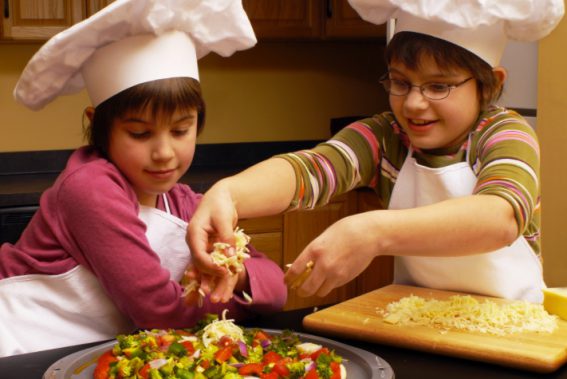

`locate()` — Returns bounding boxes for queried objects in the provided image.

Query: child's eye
[424,83,450,93]
[172,129,189,137]
[128,131,150,139]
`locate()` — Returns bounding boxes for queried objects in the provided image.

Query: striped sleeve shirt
[276,106,541,256]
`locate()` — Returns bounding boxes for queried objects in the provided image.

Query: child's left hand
[182,266,247,305]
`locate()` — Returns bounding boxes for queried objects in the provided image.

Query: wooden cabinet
[240,189,393,311]
[85,0,112,16]
[243,0,385,40]
[2,0,84,40]
[283,193,358,310]
[0,0,114,40]
[354,189,393,294]
[2,0,383,41]
[324,0,385,38]
[242,0,322,39]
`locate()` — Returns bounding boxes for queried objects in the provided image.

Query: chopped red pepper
[304,368,320,379]
[215,346,233,363]
[93,350,117,379]
[272,361,290,377]
[239,362,264,376]
[139,363,151,379]
[260,372,279,379]
[262,350,283,364]
[181,341,195,355]
[330,361,341,379]
[310,347,330,361]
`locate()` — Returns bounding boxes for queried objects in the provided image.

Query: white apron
[0,194,191,357]
[389,147,545,303]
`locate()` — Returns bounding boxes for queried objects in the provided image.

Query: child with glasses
[187,1,563,304]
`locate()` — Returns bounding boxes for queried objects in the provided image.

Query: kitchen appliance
[499,40,539,128]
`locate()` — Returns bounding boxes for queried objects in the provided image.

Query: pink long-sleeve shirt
[0,147,287,328]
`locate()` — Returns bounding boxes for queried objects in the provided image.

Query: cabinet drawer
[247,231,283,267]
[239,215,282,233]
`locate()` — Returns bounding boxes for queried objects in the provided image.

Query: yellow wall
[538,16,567,287]
[0,41,387,152]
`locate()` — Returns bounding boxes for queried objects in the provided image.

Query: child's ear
[84,106,95,123]
[492,67,507,85]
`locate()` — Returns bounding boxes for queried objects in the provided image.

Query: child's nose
[152,137,175,161]
[403,86,429,110]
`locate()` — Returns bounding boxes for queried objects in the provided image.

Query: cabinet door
[239,215,283,267]
[324,0,385,38]
[283,193,358,310]
[355,188,393,293]
[2,0,84,40]
[86,0,112,16]
[243,0,322,39]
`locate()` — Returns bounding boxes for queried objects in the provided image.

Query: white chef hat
[14,0,256,110]
[348,0,564,66]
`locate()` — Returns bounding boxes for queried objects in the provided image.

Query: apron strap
[163,193,171,214]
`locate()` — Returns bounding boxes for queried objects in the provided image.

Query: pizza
[93,312,346,379]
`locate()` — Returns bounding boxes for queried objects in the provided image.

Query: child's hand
[184,218,252,305]
[187,182,238,277]
[284,213,379,298]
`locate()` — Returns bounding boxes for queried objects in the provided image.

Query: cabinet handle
[4,0,9,18]
[326,0,333,18]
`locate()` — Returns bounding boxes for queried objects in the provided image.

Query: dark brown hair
[85,77,205,157]
[385,32,503,110]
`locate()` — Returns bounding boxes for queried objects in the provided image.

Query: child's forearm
[371,194,519,258]
[221,157,297,219]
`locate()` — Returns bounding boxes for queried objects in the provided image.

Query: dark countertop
[0,141,324,208]
[1,307,565,379]
[0,167,243,208]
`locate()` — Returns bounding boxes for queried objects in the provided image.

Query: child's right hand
[187,182,239,278]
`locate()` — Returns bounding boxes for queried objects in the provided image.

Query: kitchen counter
[1,307,565,379]
[0,141,323,207]
[0,141,323,243]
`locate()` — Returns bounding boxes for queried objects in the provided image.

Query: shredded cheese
[381,294,558,336]
[201,310,245,347]
[210,227,251,274]
[182,228,252,306]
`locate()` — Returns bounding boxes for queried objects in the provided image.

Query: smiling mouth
[409,119,435,127]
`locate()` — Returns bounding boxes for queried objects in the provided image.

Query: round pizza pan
[43,329,394,379]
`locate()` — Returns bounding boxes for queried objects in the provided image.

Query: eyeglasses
[379,76,474,100]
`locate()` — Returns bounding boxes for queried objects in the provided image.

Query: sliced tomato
[200,359,211,369]
[214,346,233,363]
[310,347,330,361]
[93,350,117,379]
[262,351,282,364]
[272,361,290,377]
[260,372,279,379]
[252,330,271,347]
[330,361,341,379]
[139,363,151,379]
[181,341,195,355]
[255,330,271,341]
[304,368,320,379]
[218,335,233,347]
[238,363,264,376]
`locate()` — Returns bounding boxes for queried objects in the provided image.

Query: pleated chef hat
[348,0,564,66]
[14,0,256,111]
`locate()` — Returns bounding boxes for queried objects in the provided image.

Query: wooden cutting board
[303,284,567,373]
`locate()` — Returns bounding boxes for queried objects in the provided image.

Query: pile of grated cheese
[209,227,251,274]
[380,295,558,336]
